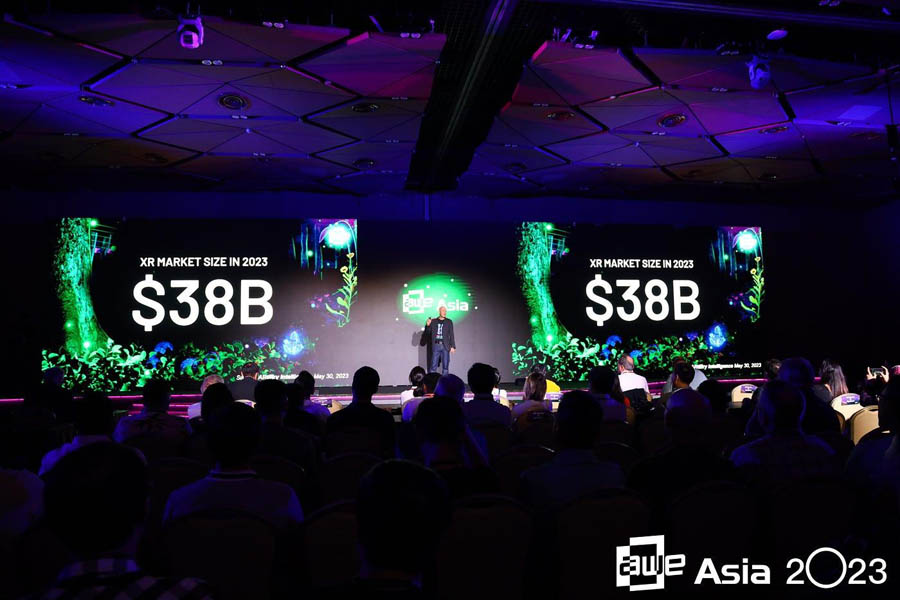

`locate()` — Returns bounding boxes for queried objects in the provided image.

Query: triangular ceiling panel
[92,63,225,113]
[231,70,352,116]
[582,89,707,135]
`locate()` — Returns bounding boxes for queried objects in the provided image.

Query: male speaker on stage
[423,306,456,375]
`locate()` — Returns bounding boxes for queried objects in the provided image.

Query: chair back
[121,432,184,463]
[730,384,757,408]
[637,415,669,456]
[493,445,555,497]
[147,457,208,525]
[302,501,359,590]
[622,388,651,414]
[594,421,634,446]
[437,495,532,600]
[471,423,511,458]
[848,405,880,445]
[159,510,278,600]
[831,394,863,422]
[555,490,650,599]
[319,452,381,505]
[325,426,388,458]
[592,442,641,475]
[250,454,306,497]
[512,410,554,447]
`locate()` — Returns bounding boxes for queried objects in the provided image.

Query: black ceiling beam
[407,0,552,191]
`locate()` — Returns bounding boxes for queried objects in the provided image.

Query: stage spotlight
[747,55,771,89]
[177,14,204,49]
[734,229,759,253]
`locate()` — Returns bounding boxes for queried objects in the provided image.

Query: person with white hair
[186,374,225,419]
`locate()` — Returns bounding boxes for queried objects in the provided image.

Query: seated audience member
[628,389,733,509]
[744,358,781,421]
[0,467,43,537]
[492,367,509,403]
[415,395,495,498]
[463,363,512,427]
[589,366,627,422]
[747,357,840,437]
[38,443,214,599]
[229,361,260,401]
[819,359,849,400]
[164,402,303,529]
[511,372,551,421]
[186,374,225,420]
[184,383,234,463]
[114,379,191,444]
[861,367,889,407]
[284,375,327,437]
[698,379,745,453]
[326,366,395,455]
[846,379,900,495]
[730,380,839,486]
[326,460,449,599]
[520,391,624,511]
[39,367,75,423]
[661,356,708,395]
[254,379,317,474]
[531,364,560,393]
[435,374,466,404]
[402,372,440,423]
[616,354,652,413]
[40,392,114,475]
[400,367,427,404]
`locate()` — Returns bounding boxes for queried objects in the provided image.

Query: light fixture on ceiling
[218,93,250,110]
[177,12,204,49]
[143,153,169,164]
[352,102,380,113]
[766,29,788,41]
[758,172,778,181]
[0,82,31,90]
[353,158,376,169]
[760,125,789,134]
[657,113,687,128]
[747,55,771,90]
[546,110,576,121]
[78,95,114,107]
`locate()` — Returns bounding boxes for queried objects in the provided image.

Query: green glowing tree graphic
[53,217,110,356]
[517,222,567,348]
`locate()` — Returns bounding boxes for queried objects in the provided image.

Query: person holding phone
[423,305,456,375]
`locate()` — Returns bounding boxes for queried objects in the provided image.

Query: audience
[326,366,395,456]
[229,361,260,401]
[588,366,627,422]
[730,380,839,486]
[254,379,318,475]
[462,363,512,427]
[114,379,192,445]
[164,402,304,529]
[38,442,214,599]
[661,356,708,395]
[491,366,509,403]
[284,372,328,437]
[819,358,849,399]
[402,372,440,423]
[520,390,624,511]
[616,354,652,414]
[38,367,75,423]
[846,378,900,495]
[186,374,225,419]
[0,466,43,537]
[293,370,331,422]
[400,366,427,404]
[39,392,115,475]
[511,372,551,420]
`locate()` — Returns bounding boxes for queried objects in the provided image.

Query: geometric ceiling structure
[471,40,899,197]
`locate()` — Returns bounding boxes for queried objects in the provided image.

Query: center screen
[42,219,765,391]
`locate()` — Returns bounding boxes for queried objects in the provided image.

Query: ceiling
[1,2,898,202]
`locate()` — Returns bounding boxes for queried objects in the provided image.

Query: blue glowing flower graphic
[180,358,199,372]
[147,355,160,367]
[707,324,728,351]
[605,335,622,347]
[685,332,699,341]
[282,330,306,357]
[629,349,643,359]
[154,341,174,355]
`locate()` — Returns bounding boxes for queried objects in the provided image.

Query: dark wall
[2,191,892,396]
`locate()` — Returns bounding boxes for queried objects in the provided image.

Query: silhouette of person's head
[757,380,805,434]
[878,379,900,432]
[200,382,234,422]
[207,402,260,469]
[467,363,496,395]
[294,371,316,401]
[778,357,815,389]
[254,379,288,419]
[588,366,617,395]
[523,372,547,402]
[44,442,147,557]
[423,372,441,395]
[665,388,712,444]
[673,361,695,389]
[697,379,729,414]
[435,374,466,404]
[74,392,113,436]
[352,366,380,403]
[200,374,224,394]
[142,379,171,412]
[357,460,449,580]
[556,390,603,450]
